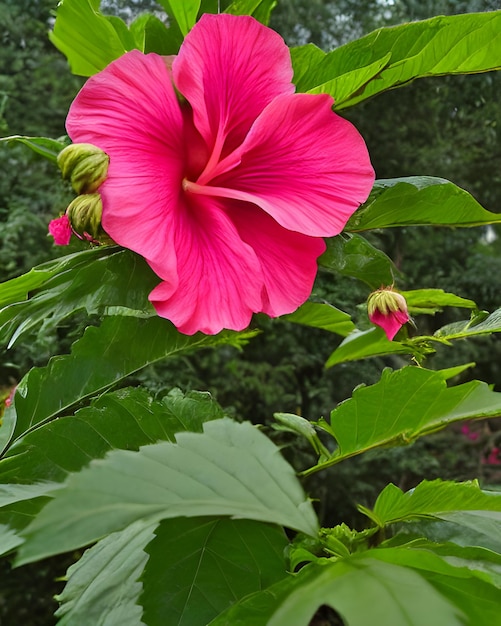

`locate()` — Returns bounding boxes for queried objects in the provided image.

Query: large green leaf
[371,480,501,527]
[367,547,501,626]
[347,177,501,231]
[0,135,68,163]
[283,302,355,337]
[155,0,201,36]
[390,517,501,555]
[49,0,132,75]
[212,551,480,626]
[303,367,501,476]
[429,543,501,586]
[319,234,398,288]
[326,327,411,367]
[0,389,224,557]
[0,388,224,480]
[225,0,275,23]
[0,247,158,347]
[129,13,181,55]
[141,517,288,626]
[382,538,501,585]
[55,519,156,626]
[0,249,114,311]
[291,44,391,107]
[3,316,255,451]
[17,419,318,564]
[435,308,501,340]
[292,11,501,108]
[402,289,477,315]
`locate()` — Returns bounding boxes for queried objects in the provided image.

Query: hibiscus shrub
[2,2,501,625]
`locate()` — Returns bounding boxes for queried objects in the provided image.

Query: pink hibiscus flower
[66,14,374,334]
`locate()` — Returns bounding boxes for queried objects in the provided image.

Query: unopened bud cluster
[49,143,111,245]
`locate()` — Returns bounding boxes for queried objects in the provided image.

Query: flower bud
[66,193,103,241]
[57,143,109,194]
[367,287,409,341]
[48,214,72,245]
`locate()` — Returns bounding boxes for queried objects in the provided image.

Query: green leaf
[211,553,467,626]
[383,540,501,587]
[291,44,391,106]
[347,177,501,231]
[17,419,318,564]
[106,14,137,49]
[129,13,182,55]
[0,482,60,508]
[49,0,132,76]
[368,547,501,626]
[0,388,224,482]
[305,367,501,475]
[155,0,201,36]
[292,11,501,109]
[141,517,288,626]
[0,388,224,557]
[283,301,355,337]
[326,327,410,367]
[390,511,501,554]
[402,289,477,315]
[0,248,159,347]
[436,363,476,381]
[372,480,501,527]
[435,308,501,340]
[434,544,501,586]
[273,413,317,442]
[392,516,501,555]
[319,234,398,288]
[0,498,49,557]
[225,0,276,24]
[0,135,68,163]
[55,519,156,626]
[0,523,23,556]
[6,316,255,448]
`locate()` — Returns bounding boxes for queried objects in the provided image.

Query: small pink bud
[48,214,72,245]
[367,287,410,341]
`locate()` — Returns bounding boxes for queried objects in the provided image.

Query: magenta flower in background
[66,14,374,334]
[48,214,72,246]
[460,423,479,441]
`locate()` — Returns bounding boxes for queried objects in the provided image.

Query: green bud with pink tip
[66,193,104,241]
[367,287,410,341]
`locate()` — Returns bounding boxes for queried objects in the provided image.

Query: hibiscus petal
[149,196,264,335]
[66,50,186,288]
[370,309,409,341]
[173,13,294,174]
[207,93,375,237]
[227,203,325,317]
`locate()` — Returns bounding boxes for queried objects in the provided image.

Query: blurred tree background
[1,0,501,623]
